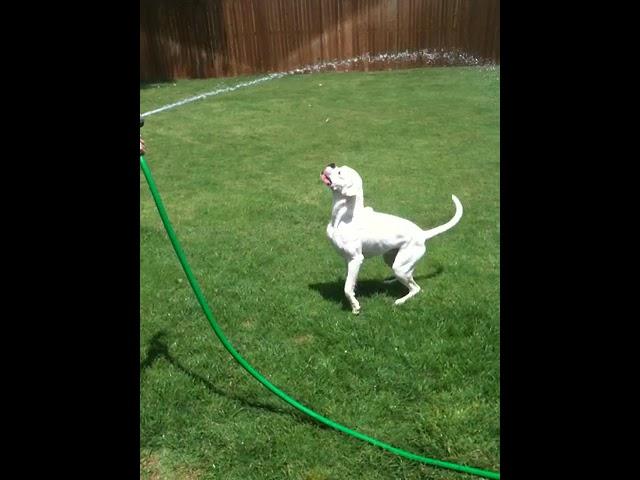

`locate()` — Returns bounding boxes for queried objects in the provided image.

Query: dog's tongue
[320,173,331,186]
[320,166,334,186]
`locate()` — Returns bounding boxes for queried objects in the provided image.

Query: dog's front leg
[344,254,364,314]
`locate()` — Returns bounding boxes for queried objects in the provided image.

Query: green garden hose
[140,154,500,479]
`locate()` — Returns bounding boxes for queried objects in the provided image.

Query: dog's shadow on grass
[140,331,331,431]
[309,264,444,309]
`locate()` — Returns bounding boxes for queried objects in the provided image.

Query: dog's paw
[352,306,361,315]
[394,298,406,306]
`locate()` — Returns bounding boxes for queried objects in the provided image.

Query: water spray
[141,48,496,117]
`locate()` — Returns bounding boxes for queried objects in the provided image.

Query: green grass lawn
[140,66,500,480]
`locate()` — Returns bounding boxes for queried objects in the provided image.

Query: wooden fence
[140,0,499,81]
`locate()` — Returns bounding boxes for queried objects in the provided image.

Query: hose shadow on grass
[140,331,331,431]
[308,264,444,310]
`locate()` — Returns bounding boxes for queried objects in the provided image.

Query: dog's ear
[342,177,362,197]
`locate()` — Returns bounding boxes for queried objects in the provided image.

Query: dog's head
[320,164,363,197]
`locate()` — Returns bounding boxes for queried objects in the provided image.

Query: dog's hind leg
[392,243,426,305]
[383,249,399,284]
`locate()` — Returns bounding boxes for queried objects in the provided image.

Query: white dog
[320,163,463,314]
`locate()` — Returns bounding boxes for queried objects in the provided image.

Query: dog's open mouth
[320,163,336,187]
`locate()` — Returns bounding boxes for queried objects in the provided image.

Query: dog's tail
[422,195,463,242]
